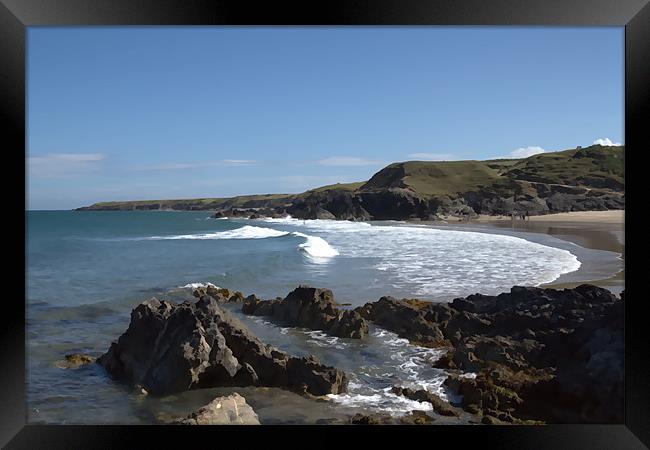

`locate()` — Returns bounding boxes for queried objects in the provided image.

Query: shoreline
[63,208,626,295]
[29,209,625,425]
[412,210,624,294]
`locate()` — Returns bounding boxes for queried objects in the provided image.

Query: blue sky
[27,27,623,210]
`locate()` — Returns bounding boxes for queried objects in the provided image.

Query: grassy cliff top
[360,160,503,196]
[83,193,295,210]
[78,145,623,210]
[306,181,366,193]
[359,144,623,197]
[504,145,624,186]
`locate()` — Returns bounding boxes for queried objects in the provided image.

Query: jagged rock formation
[242,286,369,339]
[358,284,623,424]
[97,295,348,396]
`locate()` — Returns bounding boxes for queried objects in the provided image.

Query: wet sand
[416,210,624,294]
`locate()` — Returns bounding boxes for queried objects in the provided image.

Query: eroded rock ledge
[242,286,369,339]
[97,295,347,396]
[359,284,624,424]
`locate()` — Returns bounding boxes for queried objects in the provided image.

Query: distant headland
[77,144,624,221]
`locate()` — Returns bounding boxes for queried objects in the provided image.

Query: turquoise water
[27,210,589,424]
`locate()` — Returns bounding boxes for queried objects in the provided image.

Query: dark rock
[210,207,287,220]
[54,353,96,369]
[481,415,502,425]
[350,413,394,425]
[399,410,435,424]
[192,285,244,303]
[432,350,456,369]
[355,296,448,346]
[360,284,622,424]
[97,296,348,396]
[286,355,348,396]
[356,188,428,220]
[287,190,371,221]
[391,386,460,417]
[242,286,369,339]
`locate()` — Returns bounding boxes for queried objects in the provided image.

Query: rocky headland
[96,283,623,425]
[77,144,624,221]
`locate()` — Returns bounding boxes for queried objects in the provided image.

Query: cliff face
[77,145,624,220]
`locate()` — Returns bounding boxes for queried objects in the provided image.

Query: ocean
[27,210,591,424]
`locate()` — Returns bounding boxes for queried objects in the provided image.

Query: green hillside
[504,145,624,188]
[83,193,295,211]
[77,144,624,211]
[307,182,366,193]
[360,160,503,197]
[358,144,624,198]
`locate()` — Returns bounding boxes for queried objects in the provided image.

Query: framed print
[3,0,649,448]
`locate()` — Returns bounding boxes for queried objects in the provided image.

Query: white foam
[261,216,371,232]
[459,372,477,379]
[144,223,340,260]
[258,215,295,223]
[147,225,289,240]
[258,218,581,297]
[178,282,219,289]
[327,390,433,415]
[292,232,339,259]
[304,329,347,348]
[323,327,457,414]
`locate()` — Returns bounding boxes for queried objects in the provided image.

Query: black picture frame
[3,0,649,448]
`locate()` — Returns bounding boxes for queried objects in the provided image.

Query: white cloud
[221,159,257,165]
[134,159,257,171]
[592,138,622,146]
[507,146,546,159]
[316,156,384,167]
[407,152,457,161]
[27,153,106,177]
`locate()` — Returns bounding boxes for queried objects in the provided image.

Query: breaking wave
[259,215,581,297]
[293,232,340,258]
[146,225,339,260]
[147,225,288,240]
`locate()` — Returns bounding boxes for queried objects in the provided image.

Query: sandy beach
[420,210,625,294]
[437,210,624,225]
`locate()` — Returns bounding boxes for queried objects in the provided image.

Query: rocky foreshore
[358,284,624,424]
[96,283,623,424]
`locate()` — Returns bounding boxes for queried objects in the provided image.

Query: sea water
[26,210,585,424]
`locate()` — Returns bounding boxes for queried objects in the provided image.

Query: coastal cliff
[77,144,624,221]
